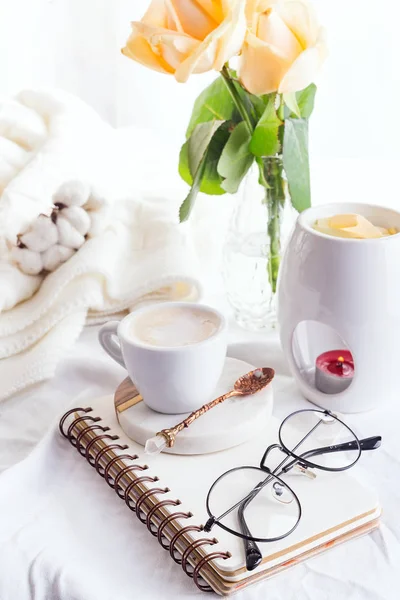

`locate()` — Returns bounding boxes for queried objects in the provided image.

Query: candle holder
[278,202,400,413]
[315,350,354,395]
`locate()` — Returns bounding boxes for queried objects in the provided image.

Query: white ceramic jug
[278,203,400,413]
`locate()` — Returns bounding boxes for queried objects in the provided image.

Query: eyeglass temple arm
[281,436,382,474]
[238,491,263,571]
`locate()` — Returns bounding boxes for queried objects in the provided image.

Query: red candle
[315,350,354,394]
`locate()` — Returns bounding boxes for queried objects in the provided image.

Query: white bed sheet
[0,323,399,600]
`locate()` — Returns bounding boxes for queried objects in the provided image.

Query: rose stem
[220,66,284,292]
[263,157,285,294]
[220,65,268,187]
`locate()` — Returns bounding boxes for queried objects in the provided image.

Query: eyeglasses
[203,409,381,571]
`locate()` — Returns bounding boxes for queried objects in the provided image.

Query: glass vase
[222,157,296,331]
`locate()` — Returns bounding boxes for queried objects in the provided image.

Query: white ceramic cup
[98,302,227,414]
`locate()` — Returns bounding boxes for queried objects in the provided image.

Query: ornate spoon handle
[144,367,274,455]
[159,390,237,448]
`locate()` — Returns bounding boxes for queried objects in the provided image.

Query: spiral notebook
[59,396,380,595]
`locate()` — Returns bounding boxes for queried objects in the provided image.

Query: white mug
[98,302,227,414]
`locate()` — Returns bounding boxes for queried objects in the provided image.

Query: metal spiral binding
[181,538,218,576]
[114,465,149,498]
[135,487,170,523]
[76,425,110,454]
[146,499,181,536]
[93,444,129,473]
[157,512,192,550]
[169,525,204,564]
[67,416,100,438]
[193,552,232,591]
[85,434,119,460]
[60,407,231,592]
[59,407,93,438]
[104,454,138,485]
[124,476,159,511]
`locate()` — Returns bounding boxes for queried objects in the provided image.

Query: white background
[1,0,400,205]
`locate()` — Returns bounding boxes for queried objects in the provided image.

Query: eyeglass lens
[206,466,301,542]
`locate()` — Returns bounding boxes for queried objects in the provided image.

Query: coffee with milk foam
[131,306,220,348]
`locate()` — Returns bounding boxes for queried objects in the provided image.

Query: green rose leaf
[179,155,207,223]
[178,141,192,186]
[220,67,263,123]
[296,83,317,119]
[186,78,236,138]
[249,96,282,157]
[179,122,230,195]
[186,72,263,138]
[284,84,317,119]
[250,94,268,119]
[218,121,254,194]
[283,92,301,118]
[187,120,224,176]
[179,120,226,222]
[282,118,311,213]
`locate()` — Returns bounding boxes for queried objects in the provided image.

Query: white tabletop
[0,318,399,599]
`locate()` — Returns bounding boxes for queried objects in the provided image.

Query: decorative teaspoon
[145,367,275,456]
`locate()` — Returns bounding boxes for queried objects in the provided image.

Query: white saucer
[116,357,274,455]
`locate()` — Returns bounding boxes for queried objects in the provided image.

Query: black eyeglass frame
[205,465,302,544]
[275,408,362,472]
[204,409,381,547]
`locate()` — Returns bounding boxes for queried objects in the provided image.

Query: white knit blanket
[0,90,202,401]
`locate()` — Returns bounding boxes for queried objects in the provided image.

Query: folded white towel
[0,90,202,401]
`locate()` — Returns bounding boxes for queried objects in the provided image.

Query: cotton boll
[53,180,90,208]
[61,206,91,236]
[42,244,74,271]
[57,215,85,249]
[11,246,43,275]
[85,188,108,210]
[20,215,58,252]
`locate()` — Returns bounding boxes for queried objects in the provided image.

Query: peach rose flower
[239,0,327,95]
[122,0,247,83]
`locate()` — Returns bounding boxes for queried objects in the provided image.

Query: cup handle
[98,321,126,368]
